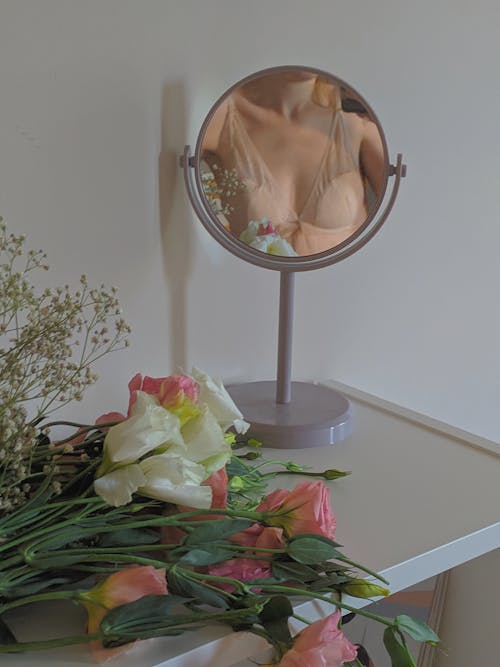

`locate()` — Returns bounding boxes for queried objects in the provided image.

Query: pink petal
[85,566,167,663]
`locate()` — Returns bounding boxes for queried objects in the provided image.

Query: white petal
[181,409,231,470]
[191,368,249,433]
[239,220,260,243]
[140,453,206,485]
[138,454,212,508]
[94,465,146,507]
[104,392,184,465]
[233,418,250,434]
[267,236,298,257]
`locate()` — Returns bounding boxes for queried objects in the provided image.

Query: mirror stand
[227,270,352,448]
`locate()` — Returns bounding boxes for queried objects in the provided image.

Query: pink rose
[207,525,283,591]
[208,557,271,591]
[81,566,167,663]
[231,524,284,550]
[269,611,358,667]
[258,480,336,540]
[127,373,199,415]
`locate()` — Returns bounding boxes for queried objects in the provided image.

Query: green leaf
[167,567,228,609]
[396,615,440,644]
[184,519,253,546]
[289,533,343,548]
[101,594,188,633]
[99,528,160,547]
[287,536,343,564]
[383,627,417,667]
[226,457,252,477]
[179,545,236,566]
[258,596,293,645]
[259,595,293,623]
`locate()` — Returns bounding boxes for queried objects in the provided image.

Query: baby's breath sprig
[0,218,130,514]
[201,164,247,217]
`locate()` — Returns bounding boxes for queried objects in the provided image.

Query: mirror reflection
[199,67,387,257]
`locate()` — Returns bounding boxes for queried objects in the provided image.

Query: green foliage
[167,566,229,609]
[184,519,253,545]
[395,615,440,644]
[98,528,161,547]
[383,627,418,667]
[101,594,190,635]
[178,545,236,566]
[258,596,293,645]
[287,535,343,564]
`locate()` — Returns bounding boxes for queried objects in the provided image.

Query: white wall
[1,0,499,441]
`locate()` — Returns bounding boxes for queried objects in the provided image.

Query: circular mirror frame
[181,65,406,272]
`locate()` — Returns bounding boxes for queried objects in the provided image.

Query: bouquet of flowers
[0,221,438,666]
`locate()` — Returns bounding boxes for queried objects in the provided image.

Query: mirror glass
[196,66,389,258]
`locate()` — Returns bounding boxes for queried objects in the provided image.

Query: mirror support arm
[180,147,213,229]
[276,271,295,404]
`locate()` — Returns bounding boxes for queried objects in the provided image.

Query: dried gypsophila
[202,164,247,217]
[0,218,131,513]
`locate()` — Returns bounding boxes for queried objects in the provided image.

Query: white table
[4,382,499,666]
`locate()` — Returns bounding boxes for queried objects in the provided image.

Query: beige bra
[217,97,367,254]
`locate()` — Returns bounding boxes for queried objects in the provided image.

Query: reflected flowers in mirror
[240,218,298,256]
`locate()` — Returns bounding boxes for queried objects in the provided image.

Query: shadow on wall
[159,82,192,371]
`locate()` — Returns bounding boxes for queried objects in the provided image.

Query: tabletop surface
[4,382,499,666]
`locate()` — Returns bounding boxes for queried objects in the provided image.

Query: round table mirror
[188,65,402,270]
[180,66,406,446]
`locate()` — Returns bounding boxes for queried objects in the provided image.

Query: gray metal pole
[276,271,295,404]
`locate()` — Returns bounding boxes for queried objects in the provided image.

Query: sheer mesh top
[213,95,367,255]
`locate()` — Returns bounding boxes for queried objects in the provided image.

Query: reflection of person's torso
[212,94,368,254]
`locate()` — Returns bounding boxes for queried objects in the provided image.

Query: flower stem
[0,605,267,654]
[0,633,103,654]
[292,613,312,625]
[336,556,389,585]
[0,589,81,614]
[258,584,394,627]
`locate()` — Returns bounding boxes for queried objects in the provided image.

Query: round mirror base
[227,381,352,449]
